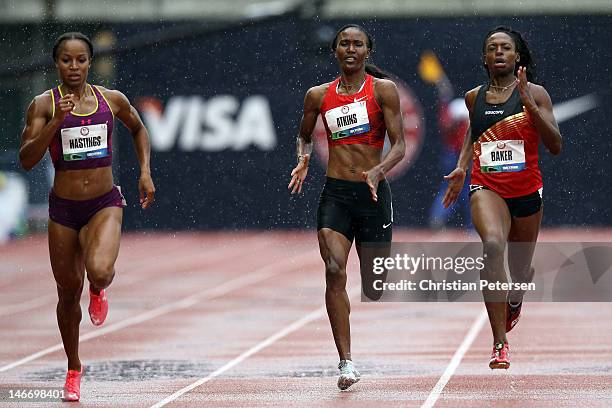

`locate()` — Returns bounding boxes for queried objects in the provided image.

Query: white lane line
[150,285,361,408]
[0,234,272,315]
[150,307,326,408]
[421,308,488,408]
[0,250,317,373]
[0,295,57,318]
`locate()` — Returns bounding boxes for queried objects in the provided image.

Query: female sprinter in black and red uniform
[443,26,562,369]
[19,32,155,400]
[288,24,405,390]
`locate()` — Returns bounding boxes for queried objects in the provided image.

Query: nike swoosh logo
[383,222,392,229]
[553,93,598,124]
[354,96,367,103]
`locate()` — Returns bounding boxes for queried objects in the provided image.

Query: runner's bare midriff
[53,166,114,200]
[326,144,382,182]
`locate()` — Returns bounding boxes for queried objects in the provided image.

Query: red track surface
[0,229,611,407]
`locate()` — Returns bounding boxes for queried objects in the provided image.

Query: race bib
[61,123,109,161]
[324,101,370,140]
[479,140,525,173]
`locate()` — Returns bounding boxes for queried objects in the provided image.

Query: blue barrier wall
[3,16,610,229]
[115,16,610,229]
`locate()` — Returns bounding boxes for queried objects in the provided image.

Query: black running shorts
[317,177,393,245]
[469,184,543,218]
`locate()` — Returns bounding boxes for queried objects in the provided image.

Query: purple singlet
[49,84,114,170]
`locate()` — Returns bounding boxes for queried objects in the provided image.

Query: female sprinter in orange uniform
[289,24,405,390]
[19,32,155,400]
[443,26,562,369]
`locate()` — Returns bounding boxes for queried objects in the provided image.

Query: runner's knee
[482,237,505,260]
[325,258,347,289]
[86,256,115,289]
[56,280,83,306]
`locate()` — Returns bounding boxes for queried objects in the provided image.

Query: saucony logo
[482,94,597,122]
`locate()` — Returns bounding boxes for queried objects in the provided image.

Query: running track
[0,230,611,407]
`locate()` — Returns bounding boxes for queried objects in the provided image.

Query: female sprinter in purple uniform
[19,32,155,401]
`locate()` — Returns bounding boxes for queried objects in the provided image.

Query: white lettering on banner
[140,95,277,152]
[179,96,205,151]
[202,95,239,151]
[233,96,276,150]
[142,97,185,151]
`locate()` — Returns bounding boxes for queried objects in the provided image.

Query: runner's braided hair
[483,26,536,83]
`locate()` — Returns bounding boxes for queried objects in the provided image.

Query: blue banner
[108,16,610,229]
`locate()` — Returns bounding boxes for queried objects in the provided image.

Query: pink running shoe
[489,341,510,369]
[88,287,108,326]
[63,366,84,401]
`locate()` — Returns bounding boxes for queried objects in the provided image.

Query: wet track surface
[1,230,611,407]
